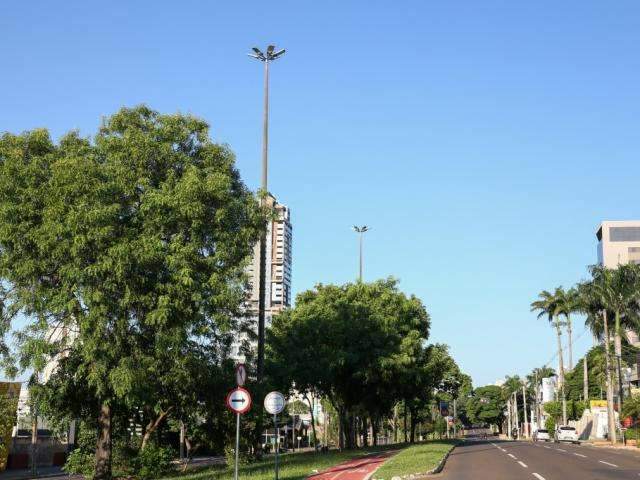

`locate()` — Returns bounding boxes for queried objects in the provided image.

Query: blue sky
[2,1,639,386]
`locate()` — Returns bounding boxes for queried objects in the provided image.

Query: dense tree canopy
[0,106,265,479]
[266,278,440,448]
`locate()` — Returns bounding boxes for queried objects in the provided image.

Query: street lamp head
[353,225,369,233]
[249,45,285,62]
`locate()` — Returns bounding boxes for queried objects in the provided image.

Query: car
[555,425,580,444]
[533,429,551,442]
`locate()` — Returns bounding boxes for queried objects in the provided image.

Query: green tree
[0,106,265,479]
[622,396,640,447]
[467,385,504,432]
[267,278,430,449]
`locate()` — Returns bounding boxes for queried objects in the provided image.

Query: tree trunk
[603,310,617,444]
[555,319,567,425]
[615,311,624,407]
[371,416,378,446]
[393,404,398,443]
[567,315,573,371]
[583,357,589,404]
[409,408,417,443]
[362,417,368,447]
[337,408,345,450]
[403,402,408,443]
[141,407,172,450]
[303,394,317,449]
[95,403,112,480]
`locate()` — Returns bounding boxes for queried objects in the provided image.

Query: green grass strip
[373,441,457,479]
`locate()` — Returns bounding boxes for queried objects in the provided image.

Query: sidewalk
[0,466,76,480]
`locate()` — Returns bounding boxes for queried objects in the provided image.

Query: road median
[371,441,458,479]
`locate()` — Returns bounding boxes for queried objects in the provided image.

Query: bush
[624,427,640,441]
[133,443,176,480]
[224,444,253,466]
[63,448,96,478]
[545,416,556,434]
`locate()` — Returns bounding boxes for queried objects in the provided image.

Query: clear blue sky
[2,1,639,386]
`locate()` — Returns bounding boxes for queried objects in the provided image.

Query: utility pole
[453,398,457,438]
[353,226,369,282]
[512,392,518,439]
[507,400,511,439]
[522,384,529,439]
[248,45,286,382]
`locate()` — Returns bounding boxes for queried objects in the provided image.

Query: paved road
[309,452,396,480]
[439,439,640,480]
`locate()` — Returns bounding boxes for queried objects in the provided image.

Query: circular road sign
[264,391,286,415]
[235,363,247,386]
[226,387,252,414]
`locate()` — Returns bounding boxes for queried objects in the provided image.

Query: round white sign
[264,391,286,415]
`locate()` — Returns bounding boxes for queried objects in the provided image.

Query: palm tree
[588,265,640,406]
[578,273,617,444]
[531,288,567,425]
[556,287,580,371]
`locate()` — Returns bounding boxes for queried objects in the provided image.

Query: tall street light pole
[248,45,285,382]
[353,226,369,282]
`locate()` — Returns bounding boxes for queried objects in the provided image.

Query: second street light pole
[248,45,285,382]
[353,226,369,282]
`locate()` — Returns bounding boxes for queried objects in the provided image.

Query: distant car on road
[555,425,579,444]
[533,429,550,442]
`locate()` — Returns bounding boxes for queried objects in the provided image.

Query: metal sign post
[264,391,286,480]
[273,414,279,480]
[226,386,252,480]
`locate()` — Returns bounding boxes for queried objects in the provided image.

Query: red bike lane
[308,452,397,480]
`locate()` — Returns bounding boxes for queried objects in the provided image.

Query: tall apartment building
[597,220,640,268]
[231,193,292,360]
[596,220,640,381]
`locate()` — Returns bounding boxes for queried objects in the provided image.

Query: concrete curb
[424,444,456,476]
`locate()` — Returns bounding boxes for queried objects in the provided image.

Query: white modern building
[597,220,640,268]
[596,220,640,352]
[231,193,292,360]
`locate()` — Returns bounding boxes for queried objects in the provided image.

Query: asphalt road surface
[439,439,640,479]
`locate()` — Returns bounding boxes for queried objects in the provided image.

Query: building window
[610,227,640,242]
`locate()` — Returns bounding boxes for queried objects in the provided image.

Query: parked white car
[555,425,579,444]
[533,429,550,442]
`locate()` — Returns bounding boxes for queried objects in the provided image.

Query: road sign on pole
[235,363,247,386]
[264,391,285,480]
[264,391,286,415]
[227,387,252,414]
[226,387,251,480]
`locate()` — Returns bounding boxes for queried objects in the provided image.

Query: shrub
[63,448,96,478]
[545,416,556,434]
[133,443,176,480]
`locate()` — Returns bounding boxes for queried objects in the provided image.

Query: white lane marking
[573,453,587,458]
[508,453,517,459]
[532,474,546,480]
[543,446,551,449]
[518,461,528,468]
[499,448,506,452]
[599,460,618,467]
[556,448,567,452]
